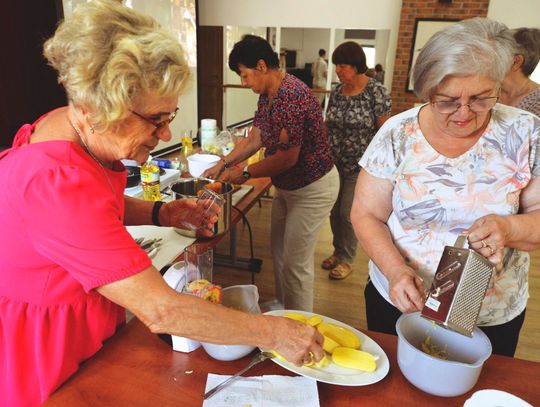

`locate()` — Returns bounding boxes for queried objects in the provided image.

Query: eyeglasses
[430,96,498,114]
[131,107,179,129]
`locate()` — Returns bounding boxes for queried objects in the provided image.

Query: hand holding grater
[421,234,494,337]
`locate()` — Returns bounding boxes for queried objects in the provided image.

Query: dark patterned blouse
[517,87,540,116]
[325,79,392,176]
[254,73,334,190]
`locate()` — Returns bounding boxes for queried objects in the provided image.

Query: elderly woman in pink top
[0,2,323,406]
[352,18,540,357]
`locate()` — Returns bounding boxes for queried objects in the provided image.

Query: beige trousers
[271,166,339,311]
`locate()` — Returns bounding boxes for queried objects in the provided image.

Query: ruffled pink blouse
[0,113,151,406]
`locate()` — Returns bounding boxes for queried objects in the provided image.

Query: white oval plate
[263,310,390,386]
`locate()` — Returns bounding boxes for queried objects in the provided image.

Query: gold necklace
[68,119,117,197]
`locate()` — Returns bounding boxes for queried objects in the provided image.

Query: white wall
[223,26,266,127]
[62,0,198,152]
[301,29,332,70]
[199,0,402,124]
[199,0,401,29]
[487,0,540,83]
[487,0,540,28]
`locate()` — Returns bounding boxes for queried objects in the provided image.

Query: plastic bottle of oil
[140,156,161,201]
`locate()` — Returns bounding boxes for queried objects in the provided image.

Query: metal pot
[169,178,233,238]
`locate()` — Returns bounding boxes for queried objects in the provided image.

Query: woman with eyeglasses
[351,17,540,357]
[0,2,323,406]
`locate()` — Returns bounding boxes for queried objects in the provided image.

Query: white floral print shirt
[359,104,540,326]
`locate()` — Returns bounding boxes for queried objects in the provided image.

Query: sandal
[329,263,353,280]
[321,254,340,270]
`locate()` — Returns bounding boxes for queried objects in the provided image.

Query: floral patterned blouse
[359,103,540,326]
[325,79,391,176]
[254,73,334,190]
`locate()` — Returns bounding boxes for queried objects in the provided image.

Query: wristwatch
[242,165,252,180]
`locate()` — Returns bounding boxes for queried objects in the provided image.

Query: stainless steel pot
[169,178,233,238]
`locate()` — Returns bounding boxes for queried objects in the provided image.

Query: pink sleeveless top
[0,112,151,406]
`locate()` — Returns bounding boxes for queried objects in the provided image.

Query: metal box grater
[421,234,494,337]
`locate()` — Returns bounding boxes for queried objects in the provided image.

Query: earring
[89,125,95,134]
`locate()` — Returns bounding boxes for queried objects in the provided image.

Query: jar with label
[140,156,161,201]
[200,118,217,152]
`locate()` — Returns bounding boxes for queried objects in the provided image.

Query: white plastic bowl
[201,285,261,361]
[187,153,220,178]
[396,312,492,397]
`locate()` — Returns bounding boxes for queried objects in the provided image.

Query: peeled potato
[306,315,323,326]
[322,335,340,354]
[283,313,308,323]
[317,322,361,350]
[332,347,377,372]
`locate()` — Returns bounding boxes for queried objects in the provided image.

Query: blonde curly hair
[43,0,190,130]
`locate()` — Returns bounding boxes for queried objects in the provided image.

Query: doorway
[196,25,224,132]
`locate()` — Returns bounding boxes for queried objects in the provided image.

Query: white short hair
[413,17,516,101]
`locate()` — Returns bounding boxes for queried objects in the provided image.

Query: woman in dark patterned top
[500,27,540,116]
[204,35,338,311]
[322,41,392,280]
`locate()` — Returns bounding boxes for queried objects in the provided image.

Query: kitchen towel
[203,374,319,407]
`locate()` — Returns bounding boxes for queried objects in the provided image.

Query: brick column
[391,0,490,114]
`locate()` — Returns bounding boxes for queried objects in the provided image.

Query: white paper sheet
[203,374,319,407]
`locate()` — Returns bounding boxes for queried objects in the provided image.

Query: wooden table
[45,317,539,406]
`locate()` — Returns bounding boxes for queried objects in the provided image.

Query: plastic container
[186,153,220,178]
[200,119,217,151]
[181,130,193,157]
[201,285,261,361]
[396,312,492,397]
[140,156,161,201]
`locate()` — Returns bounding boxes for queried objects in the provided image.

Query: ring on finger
[481,239,487,249]
[488,245,495,256]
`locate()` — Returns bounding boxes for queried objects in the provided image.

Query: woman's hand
[202,161,226,180]
[268,316,325,366]
[160,198,219,238]
[387,265,425,313]
[217,167,247,184]
[467,214,510,265]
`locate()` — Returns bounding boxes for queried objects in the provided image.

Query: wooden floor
[212,197,540,363]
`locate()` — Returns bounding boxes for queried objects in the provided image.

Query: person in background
[311,48,328,105]
[322,42,391,280]
[0,3,324,406]
[500,27,540,116]
[204,35,338,312]
[351,17,540,357]
[374,63,385,84]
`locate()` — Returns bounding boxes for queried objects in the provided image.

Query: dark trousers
[364,279,526,357]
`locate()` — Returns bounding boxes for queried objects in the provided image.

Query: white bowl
[201,342,255,361]
[187,153,220,178]
[201,285,260,361]
[396,312,492,397]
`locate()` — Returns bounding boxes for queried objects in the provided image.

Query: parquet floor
[212,197,540,362]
